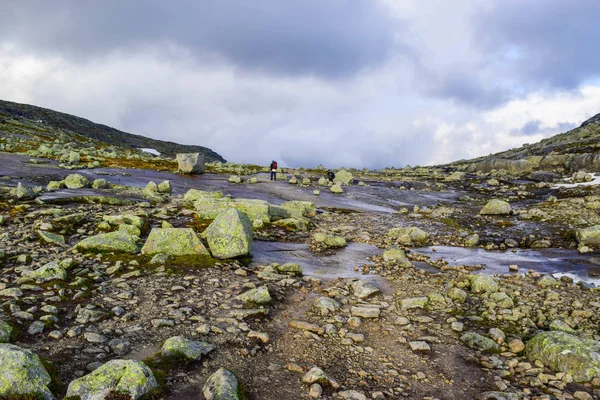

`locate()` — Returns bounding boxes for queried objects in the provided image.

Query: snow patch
[139,148,160,156]
[553,173,600,189]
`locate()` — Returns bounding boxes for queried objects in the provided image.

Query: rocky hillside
[0,99,226,162]
[446,113,600,175]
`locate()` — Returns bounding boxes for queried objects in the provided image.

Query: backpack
[272,162,278,169]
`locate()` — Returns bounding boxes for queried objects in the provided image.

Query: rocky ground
[2,122,600,399]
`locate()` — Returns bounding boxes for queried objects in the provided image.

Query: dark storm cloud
[0,0,396,78]
[476,0,600,89]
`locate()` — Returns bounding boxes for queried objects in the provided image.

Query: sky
[1,0,600,169]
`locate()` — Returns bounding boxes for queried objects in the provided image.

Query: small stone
[409,341,431,351]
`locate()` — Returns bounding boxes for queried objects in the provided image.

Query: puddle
[250,241,382,281]
[416,245,600,285]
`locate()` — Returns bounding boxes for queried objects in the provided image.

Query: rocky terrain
[0,109,600,400]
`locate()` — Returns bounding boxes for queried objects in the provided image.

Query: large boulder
[161,336,215,361]
[280,201,316,218]
[205,209,253,259]
[0,344,55,400]
[334,170,354,185]
[576,225,600,247]
[75,232,139,254]
[527,331,600,382]
[480,199,512,215]
[141,228,209,256]
[66,359,158,399]
[14,183,35,200]
[176,153,205,174]
[203,368,241,400]
[231,199,271,223]
[64,174,91,189]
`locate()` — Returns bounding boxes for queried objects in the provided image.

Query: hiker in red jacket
[270,160,278,181]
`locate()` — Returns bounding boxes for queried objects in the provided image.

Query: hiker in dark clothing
[270,160,278,181]
[327,170,335,183]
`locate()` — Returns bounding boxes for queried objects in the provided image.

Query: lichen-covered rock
[313,232,346,248]
[537,275,560,288]
[157,180,172,194]
[489,292,514,308]
[66,359,158,399]
[235,286,271,307]
[382,248,413,267]
[302,367,341,389]
[280,201,317,218]
[205,209,252,259]
[161,336,215,361]
[64,173,91,189]
[273,218,307,231]
[275,263,303,276]
[330,184,344,194]
[387,226,429,245]
[231,199,270,223]
[14,183,35,200]
[461,332,501,353]
[549,320,576,334]
[351,281,381,299]
[183,189,223,202]
[576,225,600,247]
[469,275,499,293]
[23,261,67,283]
[92,179,110,189]
[0,344,55,400]
[228,175,242,184]
[141,228,209,256]
[313,297,341,315]
[334,169,354,185]
[527,331,600,382]
[400,297,429,310]
[203,368,240,400]
[0,320,12,343]
[480,199,512,215]
[119,224,141,237]
[75,231,139,254]
[38,231,65,246]
[444,171,465,181]
[448,287,468,303]
[102,214,145,229]
[177,153,205,174]
[465,234,480,247]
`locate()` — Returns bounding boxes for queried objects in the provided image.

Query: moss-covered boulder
[387,226,429,246]
[382,248,413,267]
[141,228,209,256]
[448,287,468,303]
[14,183,35,200]
[119,224,141,237]
[480,199,512,215]
[235,286,271,307]
[334,169,354,185]
[399,297,429,310]
[66,359,158,399]
[157,180,172,194]
[527,331,600,382]
[161,336,215,361]
[205,209,253,259]
[231,199,270,223]
[313,233,346,249]
[0,344,55,399]
[576,225,600,247]
[0,320,12,343]
[92,179,110,189]
[461,332,501,353]
[23,261,67,283]
[75,232,139,254]
[275,263,303,276]
[273,218,307,231]
[64,174,91,189]
[469,274,499,293]
[203,368,241,400]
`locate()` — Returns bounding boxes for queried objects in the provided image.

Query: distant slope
[446,113,600,174]
[0,99,226,162]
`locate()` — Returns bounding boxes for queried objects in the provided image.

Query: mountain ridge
[0,99,226,163]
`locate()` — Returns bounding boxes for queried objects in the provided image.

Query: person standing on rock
[270,160,278,181]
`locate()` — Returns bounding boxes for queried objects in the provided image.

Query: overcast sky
[1,0,600,168]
